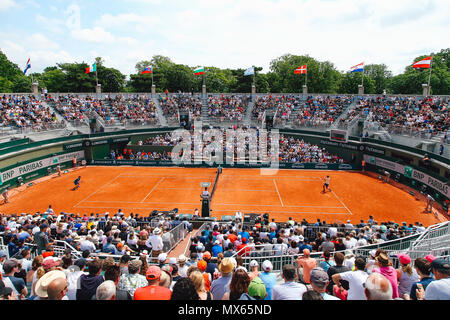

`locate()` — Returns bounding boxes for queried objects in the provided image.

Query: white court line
[211,209,350,215]
[79,200,345,209]
[222,174,323,179]
[75,205,349,215]
[141,177,165,202]
[330,190,353,215]
[273,179,284,207]
[73,173,123,208]
[319,176,353,216]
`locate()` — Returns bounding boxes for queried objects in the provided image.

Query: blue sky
[0,0,448,78]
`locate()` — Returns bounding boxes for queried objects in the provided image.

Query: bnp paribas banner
[364,154,449,199]
[0,150,85,185]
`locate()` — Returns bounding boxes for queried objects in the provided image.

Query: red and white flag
[294,65,307,74]
[412,56,431,68]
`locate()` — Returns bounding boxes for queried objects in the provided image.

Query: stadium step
[153,98,168,127]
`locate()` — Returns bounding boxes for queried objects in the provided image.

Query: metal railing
[231,232,425,272]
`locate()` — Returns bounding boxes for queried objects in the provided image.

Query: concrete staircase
[201,97,210,125]
[153,97,168,127]
[243,99,254,126]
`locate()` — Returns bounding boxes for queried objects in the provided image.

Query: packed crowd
[293,95,353,128]
[1,210,448,300]
[160,94,203,122]
[339,96,449,135]
[128,129,344,164]
[104,94,158,125]
[208,95,249,122]
[47,95,95,124]
[0,95,62,130]
[110,147,172,161]
[277,134,342,163]
[252,95,302,122]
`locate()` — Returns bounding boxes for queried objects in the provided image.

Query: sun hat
[35,270,66,298]
[219,258,234,274]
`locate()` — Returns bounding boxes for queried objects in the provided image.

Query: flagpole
[427,55,433,90]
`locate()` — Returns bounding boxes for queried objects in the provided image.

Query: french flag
[23,58,31,75]
[141,66,152,74]
[350,62,364,73]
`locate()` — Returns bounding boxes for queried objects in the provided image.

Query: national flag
[141,66,152,74]
[412,56,431,69]
[244,67,255,76]
[294,65,307,74]
[85,62,97,74]
[23,58,31,75]
[350,62,364,73]
[194,67,204,75]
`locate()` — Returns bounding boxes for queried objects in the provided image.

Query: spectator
[159,268,172,289]
[417,258,450,300]
[222,269,252,300]
[332,256,368,300]
[2,259,28,299]
[171,277,199,300]
[117,259,147,297]
[302,290,324,300]
[119,254,131,275]
[405,258,434,300]
[364,273,393,300]
[248,260,260,281]
[326,252,350,295]
[76,259,104,300]
[310,268,340,300]
[210,257,234,300]
[396,253,419,297]
[190,270,213,300]
[272,264,308,300]
[47,276,69,300]
[248,276,267,300]
[259,260,277,300]
[177,254,189,278]
[296,248,317,284]
[103,265,132,300]
[133,266,171,300]
[96,280,116,300]
[34,224,52,255]
[319,251,335,272]
[373,251,399,299]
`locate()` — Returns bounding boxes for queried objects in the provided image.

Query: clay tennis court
[1,166,447,226]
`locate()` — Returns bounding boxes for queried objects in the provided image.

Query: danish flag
[294,65,307,74]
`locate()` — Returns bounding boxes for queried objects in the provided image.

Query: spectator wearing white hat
[248,260,260,281]
[258,260,277,300]
[158,253,168,268]
[177,254,189,278]
[34,270,67,300]
[147,228,164,260]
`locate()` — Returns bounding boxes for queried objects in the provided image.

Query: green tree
[364,64,392,94]
[337,72,375,94]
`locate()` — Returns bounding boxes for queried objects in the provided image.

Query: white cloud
[36,14,65,34]
[0,0,15,11]
[71,27,116,43]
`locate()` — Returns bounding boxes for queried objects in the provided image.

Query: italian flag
[194,67,204,75]
[85,63,97,73]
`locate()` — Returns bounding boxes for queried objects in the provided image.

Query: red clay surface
[1,166,447,227]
